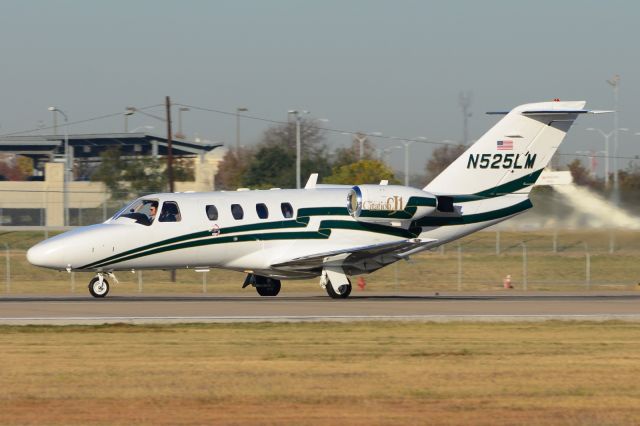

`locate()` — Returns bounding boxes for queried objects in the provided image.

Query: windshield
[113,198,159,226]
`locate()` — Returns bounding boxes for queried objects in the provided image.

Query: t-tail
[411,101,609,245]
[425,100,606,197]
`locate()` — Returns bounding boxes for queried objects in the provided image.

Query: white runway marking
[2,314,640,325]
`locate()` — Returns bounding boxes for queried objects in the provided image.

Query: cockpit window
[159,201,181,222]
[114,199,159,226]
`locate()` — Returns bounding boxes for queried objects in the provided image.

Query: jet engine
[346,185,437,223]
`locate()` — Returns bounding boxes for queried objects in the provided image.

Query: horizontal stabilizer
[534,170,573,186]
[487,109,612,116]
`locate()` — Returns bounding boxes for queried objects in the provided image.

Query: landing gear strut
[88,274,109,298]
[244,274,281,297]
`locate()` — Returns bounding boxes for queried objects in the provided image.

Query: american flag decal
[497,140,513,150]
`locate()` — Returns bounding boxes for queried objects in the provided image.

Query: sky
[1,0,639,177]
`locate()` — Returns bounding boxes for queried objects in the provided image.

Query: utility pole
[165,96,176,283]
[165,96,174,193]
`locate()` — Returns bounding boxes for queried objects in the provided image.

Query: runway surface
[1,292,640,324]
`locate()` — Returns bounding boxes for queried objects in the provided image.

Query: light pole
[288,109,309,189]
[353,133,368,160]
[175,107,190,139]
[235,107,248,151]
[402,141,413,186]
[607,75,620,197]
[47,106,69,226]
[124,107,135,132]
[586,127,628,188]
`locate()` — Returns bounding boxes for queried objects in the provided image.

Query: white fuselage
[26,186,520,279]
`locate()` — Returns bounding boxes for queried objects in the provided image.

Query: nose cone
[27,239,69,269]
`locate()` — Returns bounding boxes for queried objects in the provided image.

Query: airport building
[0,133,224,226]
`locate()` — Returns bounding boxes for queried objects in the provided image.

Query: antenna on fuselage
[304,173,319,189]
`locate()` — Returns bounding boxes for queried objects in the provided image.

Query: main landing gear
[243,274,281,297]
[320,268,352,299]
[88,273,110,298]
[324,279,352,299]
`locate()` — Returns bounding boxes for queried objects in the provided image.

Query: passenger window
[281,202,294,218]
[159,201,181,222]
[205,205,218,220]
[256,203,269,219]
[231,204,244,220]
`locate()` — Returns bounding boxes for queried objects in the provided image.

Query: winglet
[304,173,319,189]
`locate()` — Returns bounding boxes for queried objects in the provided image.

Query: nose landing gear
[88,273,113,298]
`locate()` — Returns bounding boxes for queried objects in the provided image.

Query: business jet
[27,100,604,298]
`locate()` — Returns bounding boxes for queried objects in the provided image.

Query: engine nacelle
[346,185,437,223]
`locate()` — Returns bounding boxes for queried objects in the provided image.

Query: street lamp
[288,109,309,189]
[235,107,248,151]
[47,106,70,226]
[124,107,135,132]
[175,107,190,139]
[402,141,413,186]
[586,127,628,188]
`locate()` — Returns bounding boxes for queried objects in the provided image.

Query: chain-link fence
[1,229,639,295]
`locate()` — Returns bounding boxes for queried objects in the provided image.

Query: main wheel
[256,278,281,297]
[326,280,352,299]
[88,277,109,298]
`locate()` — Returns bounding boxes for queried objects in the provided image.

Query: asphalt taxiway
[1,292,640,324]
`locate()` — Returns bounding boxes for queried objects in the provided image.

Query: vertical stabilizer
[425,101,588,197]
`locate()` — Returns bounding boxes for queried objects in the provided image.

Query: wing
[270,238,436,271]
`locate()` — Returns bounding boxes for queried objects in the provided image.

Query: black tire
[88,277,109,298]
[256,278,281,297]
[326,280,352,299]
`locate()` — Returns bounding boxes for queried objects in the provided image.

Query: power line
[2,101,639,161]
[0,104,163,137]
[176,102,640,159]
[175,102,456,147]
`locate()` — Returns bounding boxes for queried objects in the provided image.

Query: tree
[216,118,332,189]
[619,163,640,191]
[566,158,601,190]
[214,147,254,190]
[424,144,466,184]
[0,154,32,180]
[324,159,399,185]
[91,147,194,198]
[332,133,377,168]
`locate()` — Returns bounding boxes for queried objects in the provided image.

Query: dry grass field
[1,321,640,425]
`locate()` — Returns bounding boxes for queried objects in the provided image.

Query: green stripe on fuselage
[451,169,544,202]
[414,199,532,227]
[89,230,332,269]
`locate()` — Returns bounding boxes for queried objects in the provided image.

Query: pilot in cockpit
[148,201,159,222]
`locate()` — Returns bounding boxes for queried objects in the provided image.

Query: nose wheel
[89,275,110,298]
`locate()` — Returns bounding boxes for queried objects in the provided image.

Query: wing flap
[271,238,436,270]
